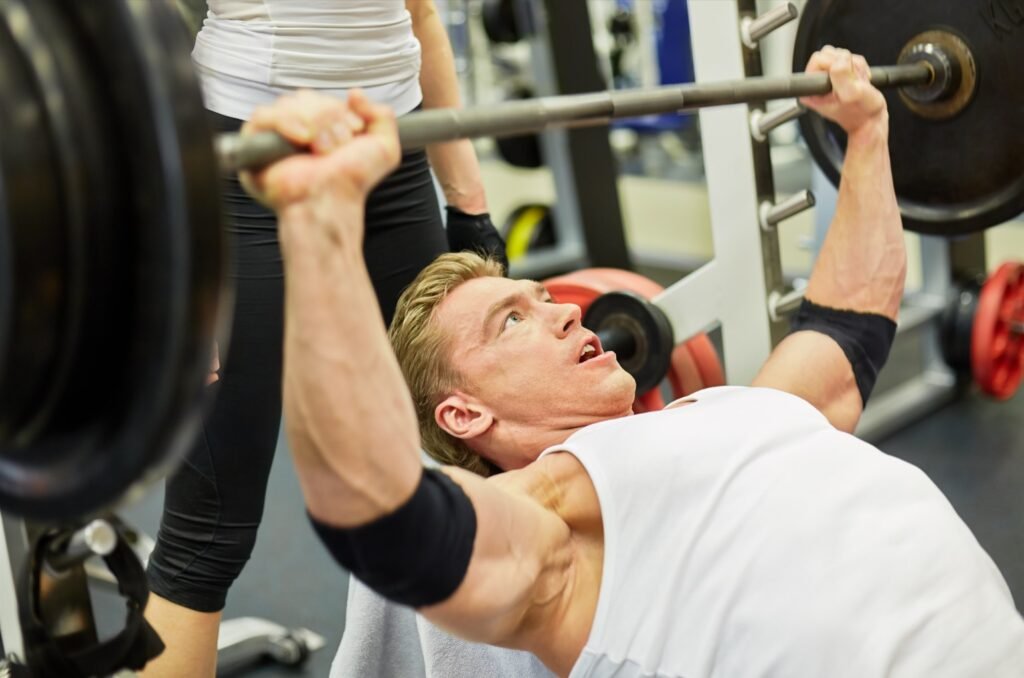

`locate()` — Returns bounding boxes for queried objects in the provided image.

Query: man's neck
[489,410,633,471]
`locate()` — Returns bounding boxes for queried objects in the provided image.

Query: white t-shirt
[541,386,1024,677]
[192,0,423,121]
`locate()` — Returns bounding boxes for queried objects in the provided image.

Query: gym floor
[92,385,1024,677]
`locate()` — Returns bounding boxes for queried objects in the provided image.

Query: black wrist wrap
[790,299,897,407]
[309,468,477,608]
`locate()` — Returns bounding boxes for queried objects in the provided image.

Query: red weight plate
[683,333,725,390]
[634,389,666,414]
[972,262,1024,400]
[543,269,617,315]
[585,268,664,298]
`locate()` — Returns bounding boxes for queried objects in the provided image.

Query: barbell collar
[215,63,933,173]
[741,2,799,49]
[901,42,958,104]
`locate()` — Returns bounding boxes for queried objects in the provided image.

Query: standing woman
[142,2,506,675]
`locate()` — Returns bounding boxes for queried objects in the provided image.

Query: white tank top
[192,0,423,121]
[541,386,1024,678]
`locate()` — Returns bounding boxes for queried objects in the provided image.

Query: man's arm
[243,90,568,647]
[753,48,906,432]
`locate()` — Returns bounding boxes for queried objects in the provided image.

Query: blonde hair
[388,252,504,476]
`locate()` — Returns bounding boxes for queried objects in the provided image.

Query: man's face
[433,275,636,458]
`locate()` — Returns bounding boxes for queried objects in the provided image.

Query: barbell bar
[216,62,934,173]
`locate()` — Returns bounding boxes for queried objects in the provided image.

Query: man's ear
[435,393,494,440]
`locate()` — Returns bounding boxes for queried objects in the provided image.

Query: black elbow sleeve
[308,468,477,608]
[790,299,897,407]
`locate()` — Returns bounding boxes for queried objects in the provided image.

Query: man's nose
[553,303,581,337]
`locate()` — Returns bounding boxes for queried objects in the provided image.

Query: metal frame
[0,517,106,675]
[652,0,974,440]
[0,515,27,664]
[216,617,325,675]
[83,521,327,674]
[654,0,780,384]
[1,510,326,675]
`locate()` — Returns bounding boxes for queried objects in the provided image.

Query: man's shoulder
[487,454,586,499]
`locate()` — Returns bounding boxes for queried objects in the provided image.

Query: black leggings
[146,111,447,612]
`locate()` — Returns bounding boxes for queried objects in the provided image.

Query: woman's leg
[142,111,285,676]
[363,148,448,325]
[142,121,446,677]
[142,594,221,677]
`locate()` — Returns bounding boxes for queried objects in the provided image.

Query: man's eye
[502,311,523,332]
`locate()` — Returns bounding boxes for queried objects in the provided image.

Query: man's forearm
[278,199,422,527]
[410,1,488,213]
[804,116,906,321]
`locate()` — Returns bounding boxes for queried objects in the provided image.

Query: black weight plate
[0,0,74,441]
[794,0,1024,236]
[0,0,123,445]
[482,0,522,44]
[495,86,543,168]
[496,133,543,169]
[942,278,981,374]
[583,291,674,394]
[0,0,228,521]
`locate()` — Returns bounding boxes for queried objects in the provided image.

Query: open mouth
[578,336,603,364]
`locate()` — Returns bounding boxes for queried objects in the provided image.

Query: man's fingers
[802,48,843,108]
[852,55,871,81]
[804,48,835,75]
[827,52,865,102]
[245,109,312,146]
[246,90,362,152]
[349,89,394,133]
[311,104,357,154]
[344,109,367,135]
[247,95,316,145]
[348,89,401,162]
[800,48,886,133]
[240,88,402,205]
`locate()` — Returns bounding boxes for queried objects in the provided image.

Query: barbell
[1,0,1022,521]
[793,0,1024,236]
[216,3,1024,237]
[217,61,934,169]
